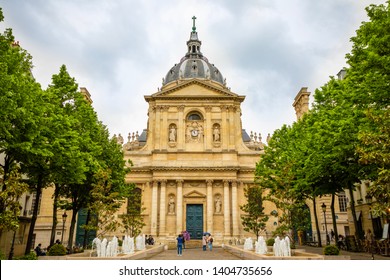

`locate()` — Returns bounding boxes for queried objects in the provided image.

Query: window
[187,113,202,120]
[338,192,348,212]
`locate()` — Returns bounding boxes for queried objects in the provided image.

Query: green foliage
[48,244,67,256]
[0,164,28,233]
[120,183,146,237]
[0,249,6,260]
[240,186,269,238]
[323,245,340,255]
[14,252,38,260]
[266,238,275,246]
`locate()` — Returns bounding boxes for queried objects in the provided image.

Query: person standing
[207,235,213,251]
[202,234,208,251]
[177,234,184,256]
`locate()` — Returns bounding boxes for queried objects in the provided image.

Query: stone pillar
[161,106,169,149]
[151,181,158,236]
[229,105,235,150]
[176,180,183,233]
[206,179,214,233]
[221,105,228,150]
[177,105,185,150]
[155,106,162,150]
[159,180,167,236]
[205,106,212,150]
[231,180,238,236]
[223,180,231,236]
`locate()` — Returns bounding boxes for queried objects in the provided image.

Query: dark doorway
[186,204,203,240]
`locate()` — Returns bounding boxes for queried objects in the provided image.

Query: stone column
[221,105,228,150]
[206,179,214,233]
[159,180,167,236]
[205,106,212,150]
[161,106,169,150]
[177,105,185,150]
[223,180,231,236]
[229,105,235,150]
[176,180,183,233]
[155,106,162,150]
[151,181,158,236]
[231,180,239,236]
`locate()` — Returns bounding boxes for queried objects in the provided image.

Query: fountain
[243,237,253,251]
[122,236,135,254]
[91,236,119,257]
[255,236,268,254]
[273,236,291,257]
[135,234,146,251]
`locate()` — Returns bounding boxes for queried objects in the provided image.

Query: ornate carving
[185,122,204,143]
[215,195,222,214]
[168,195,175,214]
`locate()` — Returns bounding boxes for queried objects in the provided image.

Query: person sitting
[34,243,46,256]
[147,235,155,245]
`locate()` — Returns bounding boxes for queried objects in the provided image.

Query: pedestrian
[177,234,184,256]
[365,229,374,252]
[202,234,208,251]
[207,235,213,251]
[34,243,46,256]
[330,229,335,241]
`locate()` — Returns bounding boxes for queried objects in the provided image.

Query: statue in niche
[168,195,175,214]
[169,126,176,142]
[213,126,220,142]
[215,195,222,213]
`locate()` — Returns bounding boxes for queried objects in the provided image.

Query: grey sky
[0,0,385,139]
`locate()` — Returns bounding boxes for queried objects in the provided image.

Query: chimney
[293,87,310,120]
[337,68,347,80]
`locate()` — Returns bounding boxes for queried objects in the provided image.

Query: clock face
[191,129,198,137]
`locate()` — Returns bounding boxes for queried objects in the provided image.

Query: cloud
[0,0,386,138]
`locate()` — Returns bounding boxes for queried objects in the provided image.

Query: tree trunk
[67,206,78,254]
[25,175,43,255]
[331,193,339,247]
[312,197,322,247]
[49,184,60,246]
[348,185,362,246]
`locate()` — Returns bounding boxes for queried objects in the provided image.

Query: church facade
[120,22,279,243]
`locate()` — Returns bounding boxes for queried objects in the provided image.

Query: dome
[163,17,225,87]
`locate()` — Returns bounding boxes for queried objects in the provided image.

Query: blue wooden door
[186,204,203,239]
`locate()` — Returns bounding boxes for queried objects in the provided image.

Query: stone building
[120,21,275,243]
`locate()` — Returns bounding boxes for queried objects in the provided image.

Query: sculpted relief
[186,121,203,143]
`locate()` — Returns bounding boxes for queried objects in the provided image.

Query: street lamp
[321,203,329,245]
[61,211,68,244]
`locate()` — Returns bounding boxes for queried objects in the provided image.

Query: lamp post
[321,203,329,245]
[61,211,67,244]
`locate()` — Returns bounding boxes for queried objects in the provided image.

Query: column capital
[160,180,167,186]
[176,179,184,184]
[206,179,213,186]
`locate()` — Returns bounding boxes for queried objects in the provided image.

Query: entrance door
[186,204,203,240]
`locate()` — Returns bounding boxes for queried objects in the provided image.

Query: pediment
[183,190,206,198]
[150,79,239,99]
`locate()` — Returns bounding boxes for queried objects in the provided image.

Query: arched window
[187,112,202,120]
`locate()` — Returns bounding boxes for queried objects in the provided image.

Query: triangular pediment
[183,190,206,198]
[151,79,239,99]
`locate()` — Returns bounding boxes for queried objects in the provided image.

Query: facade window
[187,113,202,120]
[338,192,348,212]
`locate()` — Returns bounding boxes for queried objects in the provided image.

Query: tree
[240,186,269,239]
[120,183,146,237]
[345,2,390,216]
